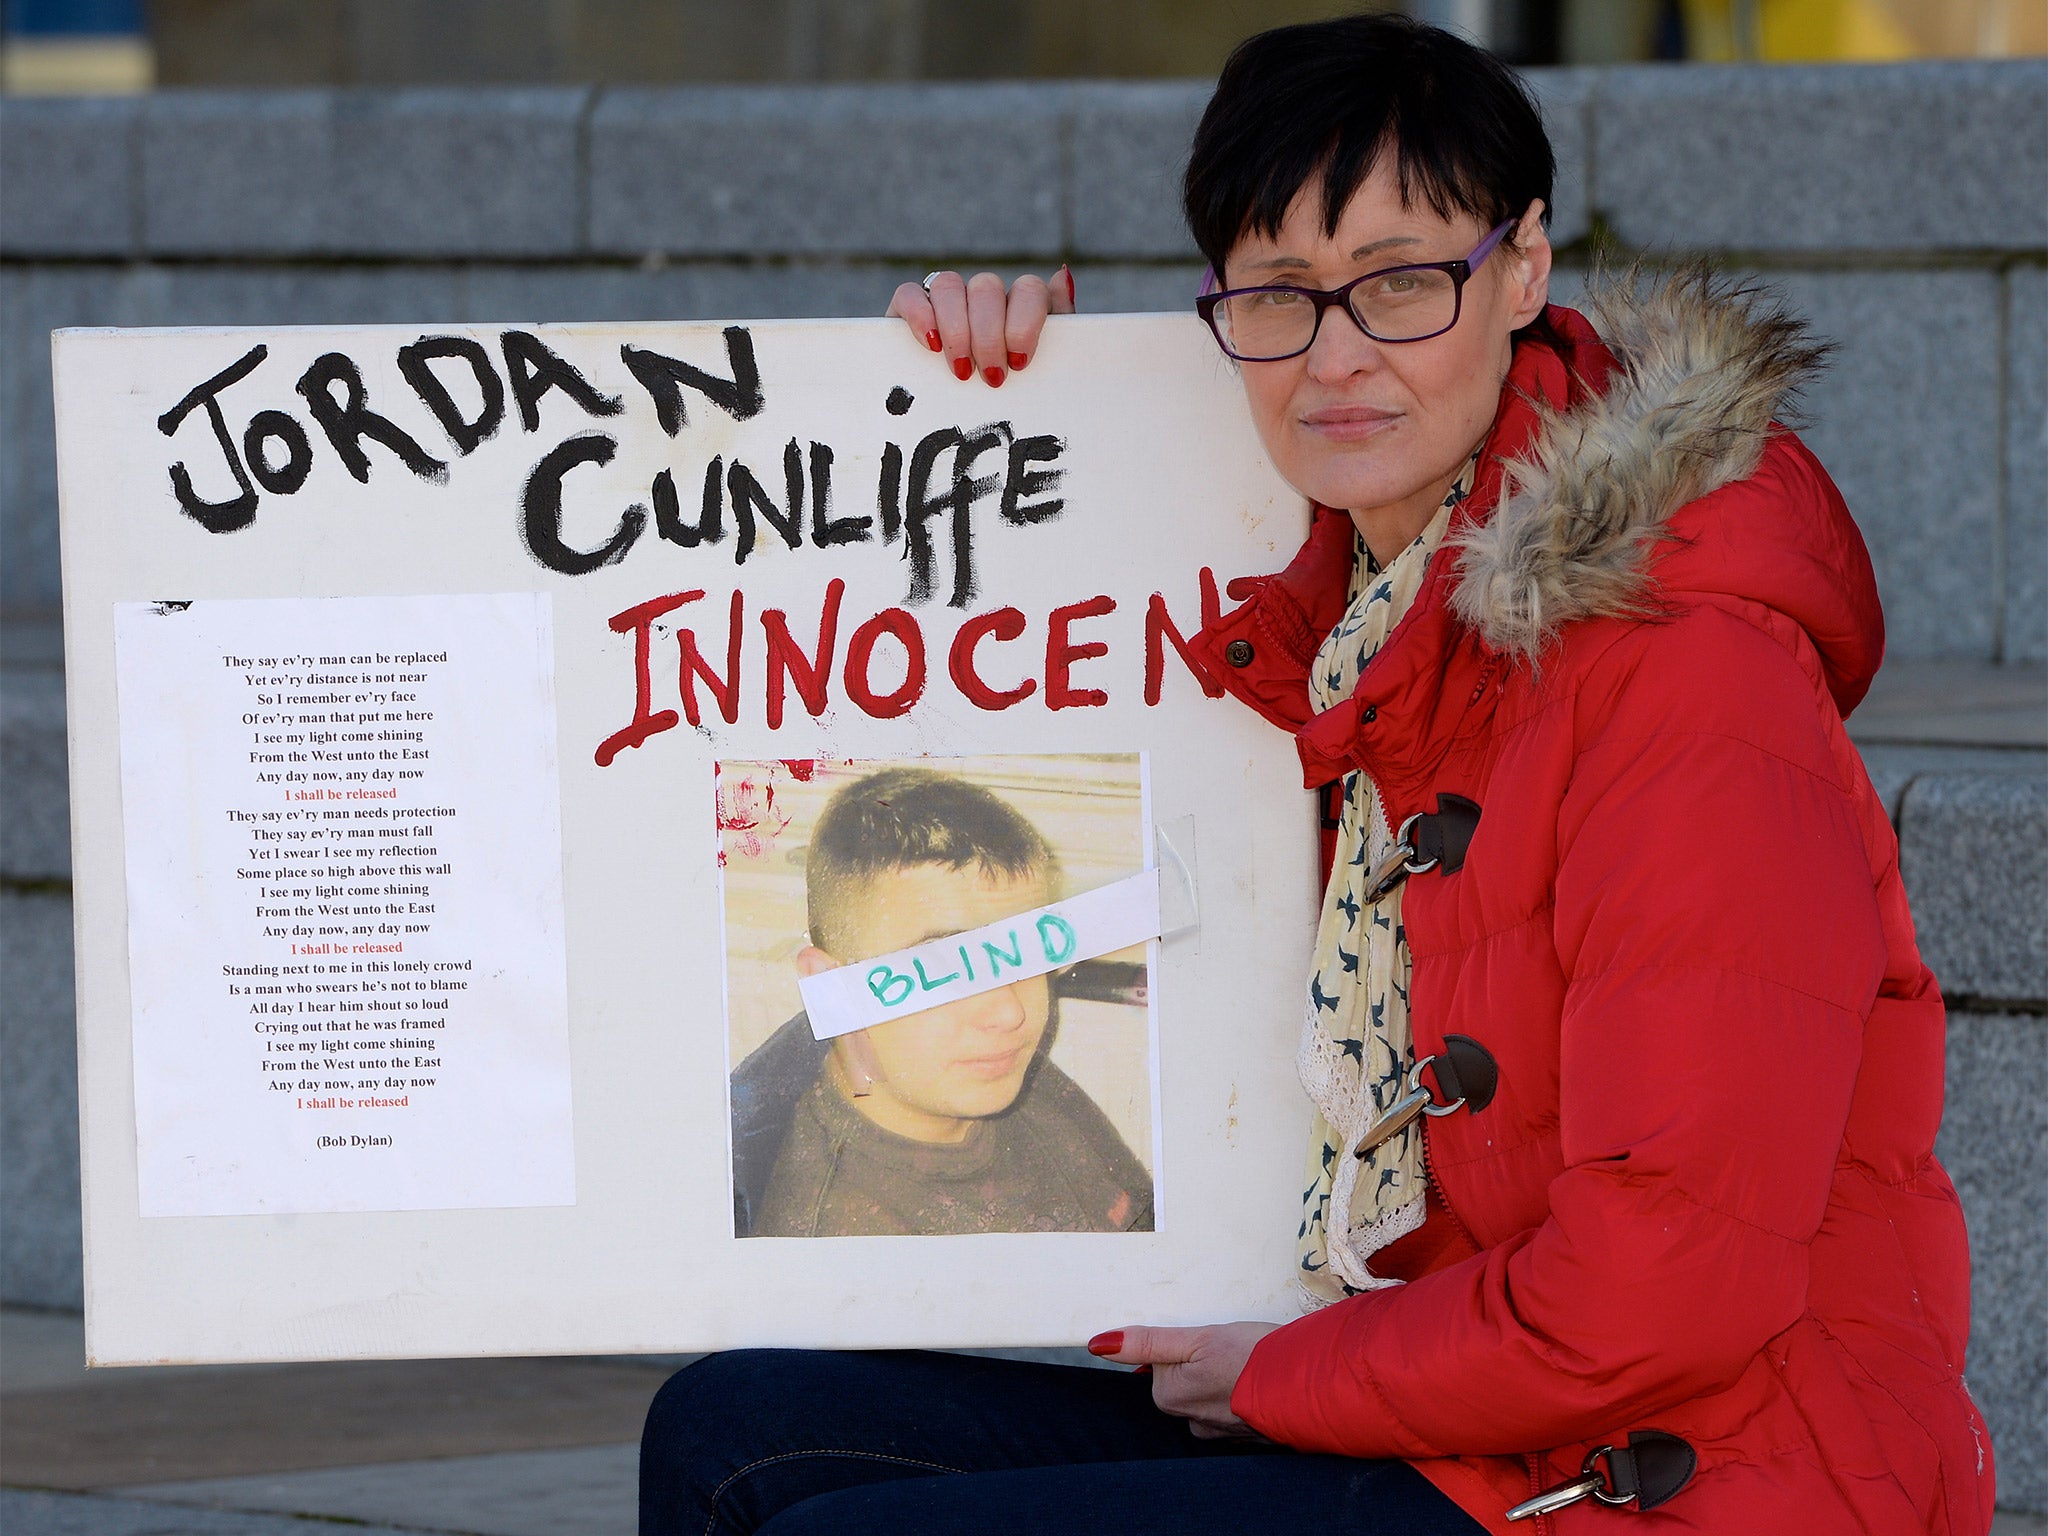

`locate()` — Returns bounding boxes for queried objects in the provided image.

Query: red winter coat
[1197,276,1992,1535]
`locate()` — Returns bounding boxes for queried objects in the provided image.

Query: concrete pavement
[5,1307,2045,1534]
[0,1308,1126,1534]
[1,1306,661,1534]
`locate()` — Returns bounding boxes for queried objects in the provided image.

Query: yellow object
[1682,0,2046,60]
[1,36,154,95]
[1766,0,1917,58]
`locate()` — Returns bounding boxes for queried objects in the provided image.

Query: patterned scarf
[1294,459,1473,1305]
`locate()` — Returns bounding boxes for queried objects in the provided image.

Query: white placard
[113,592,573,1217]
[55,315,1319,1365]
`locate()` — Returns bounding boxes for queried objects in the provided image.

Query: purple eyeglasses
[1196,218,1517,361]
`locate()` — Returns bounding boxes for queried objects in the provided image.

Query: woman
[641,15,1991,1534]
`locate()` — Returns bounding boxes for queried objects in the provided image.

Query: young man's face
[798,862,1053,1145]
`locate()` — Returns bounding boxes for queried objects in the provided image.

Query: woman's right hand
[886,265,1076,389]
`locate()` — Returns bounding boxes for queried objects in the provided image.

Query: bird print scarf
[1294,459,1471,1305]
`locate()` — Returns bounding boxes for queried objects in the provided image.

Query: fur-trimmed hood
[1447,268,1882,712]
[1187,270,1889,789]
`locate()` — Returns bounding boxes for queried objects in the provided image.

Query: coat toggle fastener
[1364,792,1482,904]
[1353,1034,1499,1160]
[1505,1432,1698,1521]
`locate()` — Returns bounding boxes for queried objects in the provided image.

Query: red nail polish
[1008,351,1029,371]
[952,357,972,381]
[926,330,942,353]
[1087,1330,1124,1357]
[1132,1365,1152,1376]
[983,366,1004,387]
[1060,266,1076,306]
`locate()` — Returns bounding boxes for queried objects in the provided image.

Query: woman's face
[1222,160,1551,532]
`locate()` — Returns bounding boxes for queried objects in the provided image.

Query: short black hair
[1183,13,1555,278]
[805,768,1055,957]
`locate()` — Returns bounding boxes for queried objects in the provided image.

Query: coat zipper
[1416,1116,1482,1255]
[1370,769,1511,1522]
[1369,766,1482,1260]
[1365,660,1551,1532]
[1524,1452,1557,1536]
[1414,1012,1522,1531]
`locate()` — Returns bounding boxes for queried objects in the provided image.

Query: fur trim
[1448,263,1831,661]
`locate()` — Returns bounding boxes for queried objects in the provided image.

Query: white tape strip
[800,869,1161,1041]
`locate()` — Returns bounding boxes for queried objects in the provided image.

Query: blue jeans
[639,1349,1485,1535]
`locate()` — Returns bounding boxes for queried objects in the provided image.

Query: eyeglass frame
[1194,217,1518,362]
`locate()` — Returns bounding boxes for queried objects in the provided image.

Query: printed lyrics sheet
[114,592,575,1217]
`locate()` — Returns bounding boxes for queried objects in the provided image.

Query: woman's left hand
[1088,1321,1282,1439]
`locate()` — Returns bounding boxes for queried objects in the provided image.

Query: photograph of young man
[728,766,1154,1238]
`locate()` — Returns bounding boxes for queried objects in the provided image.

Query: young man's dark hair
[803,767,1057,959]
[1182,12,1555,276]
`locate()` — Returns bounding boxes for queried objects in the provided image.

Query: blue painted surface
[3,0,145,39]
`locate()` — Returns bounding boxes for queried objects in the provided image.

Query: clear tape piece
[1155,815,1199,947]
